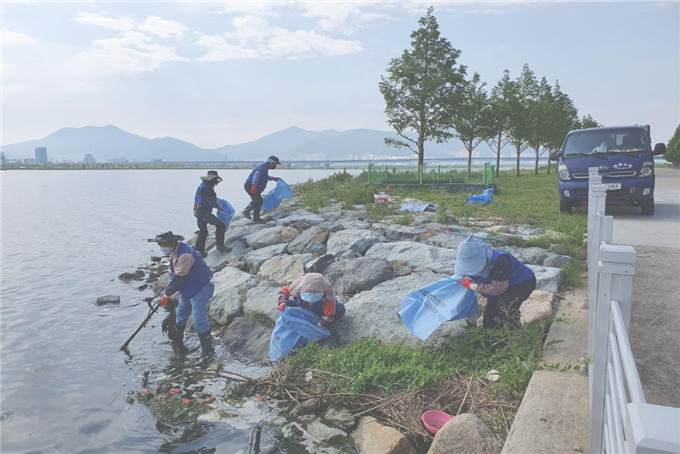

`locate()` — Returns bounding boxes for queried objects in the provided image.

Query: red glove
[250,185,258,195]
[458,277,477,291]
[278,303,287,311]
[160,296,170,307]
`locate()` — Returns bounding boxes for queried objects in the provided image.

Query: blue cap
[454,235,492,277]
[300,292,324,303]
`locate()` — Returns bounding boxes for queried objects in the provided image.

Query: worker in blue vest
[194,170,231,257]
[454,235,536,329]
[242,156,280,223]
[148,231,215,355]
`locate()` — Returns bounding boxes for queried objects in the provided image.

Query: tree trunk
[495,133,501,177]
[547,154,552,174]
[534,146,539,175]
[467,142,472,179]
[515,144,521,177]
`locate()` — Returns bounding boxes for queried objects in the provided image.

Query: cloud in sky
[1,1,678,149]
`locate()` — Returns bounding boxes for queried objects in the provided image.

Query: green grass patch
[286,320,548,399]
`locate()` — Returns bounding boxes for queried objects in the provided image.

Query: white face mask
[160,246,173,256]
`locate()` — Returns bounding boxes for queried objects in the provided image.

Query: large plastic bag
[466,188,494,204]
[398,276,479,341]
[262,179,293,212]
[269,306,330,361]
[400,203,435,212]
[216,199,235,229]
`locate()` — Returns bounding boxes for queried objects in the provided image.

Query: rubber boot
[215,223,231,252]
[198,331,214,356]
[252,204,264,223]
[195,230,208,257]
[172,324,188,353]
[242,203,252,219]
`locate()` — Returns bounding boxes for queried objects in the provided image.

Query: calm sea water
[0,168,356,454]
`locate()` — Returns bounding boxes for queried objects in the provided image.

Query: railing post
[587,168,607,369]
[590,244,637,454]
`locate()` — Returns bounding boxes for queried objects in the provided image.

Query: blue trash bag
[466,188,494,204]
[216,199,235,229]
[262,179,293,212]
[400,203,435,212]
[269,306,331,361]
[398,275,479,341]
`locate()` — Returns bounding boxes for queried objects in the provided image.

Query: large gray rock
[527,265,562,293]
[326,257,396,296]
[520,290,556,325]
[338,219,373,230]
[428,413,502,454]
[243,226,298,249]
[326,229,386,259]
[275,209,325,227]
[244,243,288,272]
[258,254,314,285]
[243,285,281,322]
[219,316,271,363]
[365,241,456,275]
[426,233,467,251]
[508,247,551,265]
[324,407,357,431]
[351,416,416,454]
[383,225,429,242]
[286,225,330,255]
[336,271,449,346]
[209,267,258,326]
[543,253,573,268]
[224,221,268,244]
[203,239,250,271]
[304,254,336,275]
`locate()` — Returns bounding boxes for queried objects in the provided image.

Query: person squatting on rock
[454,234,536,329]
[194,170,231,257]
[242,156,281,223]
[148,231,215,355]
[277,273,346,327]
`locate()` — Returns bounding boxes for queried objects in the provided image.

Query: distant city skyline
[2,1,678,149]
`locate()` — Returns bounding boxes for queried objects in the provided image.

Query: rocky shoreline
[123,191,574,453]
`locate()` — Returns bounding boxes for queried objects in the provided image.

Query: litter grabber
[120,297,161,351]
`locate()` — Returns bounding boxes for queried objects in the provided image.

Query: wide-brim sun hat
[300,292,324,303]
[200,170,222,183]
[454,234,492,277]
[267,156,281,165]
[148,231,185,243]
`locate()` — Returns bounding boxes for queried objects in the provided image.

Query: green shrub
[664,124,680,166]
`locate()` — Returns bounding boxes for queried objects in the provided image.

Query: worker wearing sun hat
[454,234,536,329]
[242,156,281,223]
[276,273,345,326]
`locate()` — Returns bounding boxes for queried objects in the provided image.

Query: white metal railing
[586,167,680,453]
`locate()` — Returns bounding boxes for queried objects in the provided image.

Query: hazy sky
[2,1,679,149]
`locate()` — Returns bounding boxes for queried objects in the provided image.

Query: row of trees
[379,7,599,178]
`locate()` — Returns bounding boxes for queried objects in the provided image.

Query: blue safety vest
[475,249,535,287]
[170,242,213,298]
[245,163,271,193]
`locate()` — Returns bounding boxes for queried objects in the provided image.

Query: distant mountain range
[1,124,493,162]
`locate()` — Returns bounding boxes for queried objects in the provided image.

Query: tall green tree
[665,124,680,167]
[506,64,536,177]
[453,72,493,177]
[485,71,513,177]
[543,81,578,174]
[379,6,466,172]
[527,76,553,175]
[575,114,601,129]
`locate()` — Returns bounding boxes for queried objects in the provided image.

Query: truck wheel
[641,199,654,215]
[560,200,572,214]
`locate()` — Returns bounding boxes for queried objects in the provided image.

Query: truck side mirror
[549,149,561,161]
[653,143,667,156]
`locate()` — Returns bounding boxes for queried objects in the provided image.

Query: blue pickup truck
[553,125,667,215]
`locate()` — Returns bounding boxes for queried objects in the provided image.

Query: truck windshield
[562,129,649,156]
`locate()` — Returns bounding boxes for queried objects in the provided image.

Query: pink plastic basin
[421,410,454,434]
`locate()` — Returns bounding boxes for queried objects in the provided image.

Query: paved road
[610,168,680,407]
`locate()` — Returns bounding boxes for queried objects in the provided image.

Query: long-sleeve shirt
[476,255,510,296]
[280,273,336,318]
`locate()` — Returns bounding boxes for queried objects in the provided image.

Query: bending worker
[277,273,345,327]
[194,170,231,257]
[454,235,536,329]
[148,231,215,355]
[242,156,281,223]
